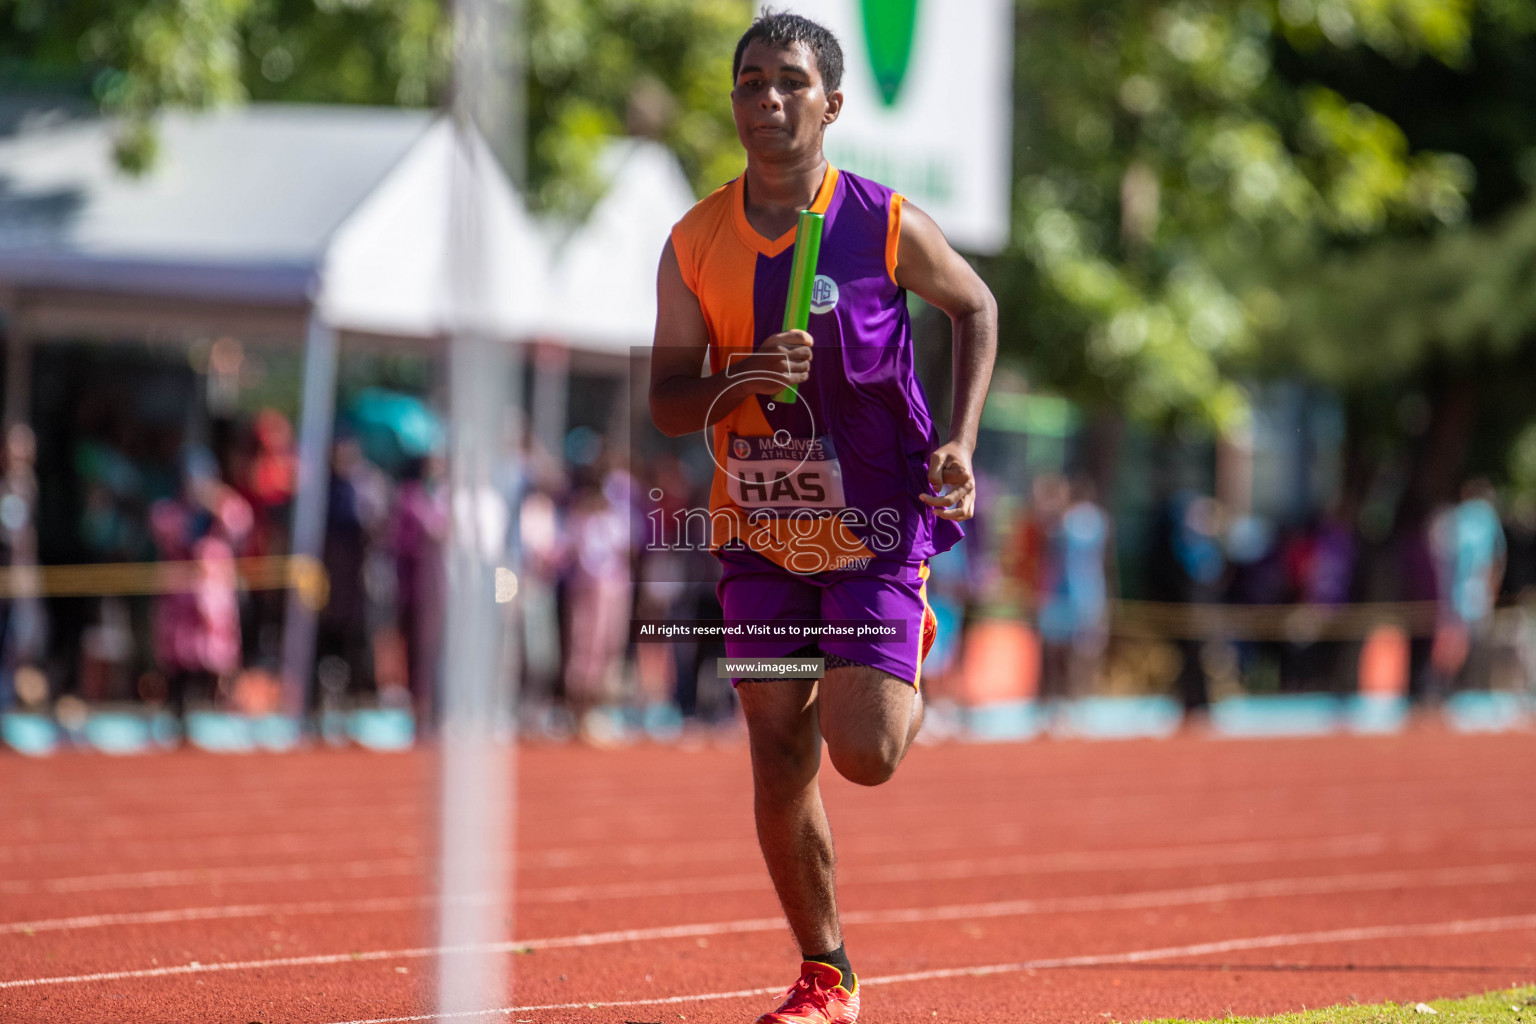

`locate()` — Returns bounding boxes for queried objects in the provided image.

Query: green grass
[1144,987,1536,1024]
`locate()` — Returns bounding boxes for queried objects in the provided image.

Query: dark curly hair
[732,9,845,94]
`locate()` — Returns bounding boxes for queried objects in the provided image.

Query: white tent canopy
[0,105,433,322]
[0,104,696,351]
[318,118,551,341]
[538,139,700,354]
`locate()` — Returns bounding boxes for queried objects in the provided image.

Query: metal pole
[280,312,339,720]
[436,0,521,1009]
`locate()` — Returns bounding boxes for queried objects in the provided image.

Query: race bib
[726,434,847,512]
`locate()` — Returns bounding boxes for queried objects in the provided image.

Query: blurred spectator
[517,481,566,734]
[1503,497,1536,599]
[76,434,147,562]
[1007,473,1061,613]
[562,470,633,742]
[1501,497,1536,693]
[316,433,389,706]
[392,454,448,727]
[636,455,691,732]
[1280,504,1357,690]
[0,425,40,711]
[1037,476,1112,700]
[1390,496,1441,702]
[1149,490,1226,715]
[1224,513,1284,691]
[1430,478,1506,693]
[246,410,298,531]
[149,446,253,717]
[230,408,298,667]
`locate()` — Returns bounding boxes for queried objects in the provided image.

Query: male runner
[649,12,997,1023]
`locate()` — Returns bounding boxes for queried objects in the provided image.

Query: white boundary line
[0,857,425,896]
[4,864,1535,988]
[2,824,1532,902]
[0,826,1453,896]
[0,895,434,935]
[0,781,1502,859]
[2,767,1497,821]
[0,824,425,866]
[3,860,1530,938]
[314,914,1536,1024]
[8,814,1533,890]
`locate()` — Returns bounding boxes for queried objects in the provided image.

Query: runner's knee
[826,731,904,787]
[742,693,821,800]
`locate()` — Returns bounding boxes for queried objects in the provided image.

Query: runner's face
[732,40,839,159]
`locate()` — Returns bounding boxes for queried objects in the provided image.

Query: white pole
[281,312,339,720]
[436,0,520,1009]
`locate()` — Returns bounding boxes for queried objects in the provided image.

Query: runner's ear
[823,89,842,127]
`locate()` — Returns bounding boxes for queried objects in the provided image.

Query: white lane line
[0,782,1509,859]
[321,985,789,1023]
[513,831,1399,903]
[0,895,434,935]
[0,917,789,990]
[840,862,1535,925]
[5,864,1535,987]
[0,827,1419,896]
[316,913,1536,1024]
[0,858,424,896]
[0,823,1527,902]
[4,859,1530,937]
[9,811,1533,891]
[0,826,425,867]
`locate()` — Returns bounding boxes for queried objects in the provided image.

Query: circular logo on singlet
[732,437,752,459]
[809,275,839,315]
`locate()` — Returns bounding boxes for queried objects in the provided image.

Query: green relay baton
[773,210,825,404]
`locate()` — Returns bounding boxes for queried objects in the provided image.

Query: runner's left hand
[921,442,976,521]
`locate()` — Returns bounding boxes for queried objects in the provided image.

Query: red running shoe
[755,961,860,1023]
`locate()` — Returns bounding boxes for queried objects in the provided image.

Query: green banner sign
[860,0,919,107]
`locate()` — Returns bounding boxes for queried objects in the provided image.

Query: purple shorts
[716,550,935,688]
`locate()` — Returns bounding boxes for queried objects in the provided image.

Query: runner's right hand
[735,330,813,394]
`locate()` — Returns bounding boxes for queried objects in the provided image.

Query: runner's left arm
[894,201,998,522]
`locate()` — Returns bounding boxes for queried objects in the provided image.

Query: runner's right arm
[649,238,813,438]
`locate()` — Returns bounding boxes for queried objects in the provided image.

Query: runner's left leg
[817,664,921,787]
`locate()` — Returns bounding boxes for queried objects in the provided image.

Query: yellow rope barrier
[978,593,1514,641]
[0,555,329,610]
[1109,599,1441,641]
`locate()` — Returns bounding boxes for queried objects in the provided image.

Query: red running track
[2,730,1535,1023]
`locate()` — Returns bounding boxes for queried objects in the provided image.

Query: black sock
[804,944,855,991]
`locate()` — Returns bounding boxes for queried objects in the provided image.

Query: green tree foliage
[1262,6,1536,497]
[1279,196,1536,382]
[1,0,254,169]
[989,0,1487,428]
[525,0,748,214]
[0,0,749,209]
[0,0,445,169]
[240,0,445,108]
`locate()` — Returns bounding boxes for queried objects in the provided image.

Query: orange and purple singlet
[670,166,961,685]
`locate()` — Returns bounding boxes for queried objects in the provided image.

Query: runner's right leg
[817,664,921,787]
[737,677,842,958]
